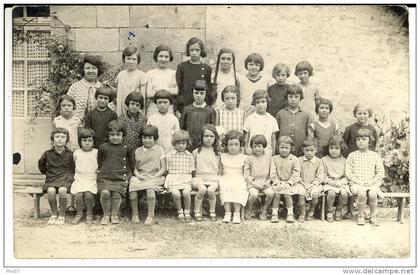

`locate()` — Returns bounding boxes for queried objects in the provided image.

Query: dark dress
[180,104,216,151]
[85,107,118,148]
[118,112,148,149]
[342,123,378,157]
[267,83,288,118]
[97,142,135,195]
[175,61,212,113]
[276,107,311,157]
[38,147,75,192]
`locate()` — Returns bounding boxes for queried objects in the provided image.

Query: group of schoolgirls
[38,37,384,227]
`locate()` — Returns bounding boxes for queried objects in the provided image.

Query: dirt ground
[12,193,410,259]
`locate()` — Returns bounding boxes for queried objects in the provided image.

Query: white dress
[219,153,248,206]
[147,112,180,152]
[53,115,82,152]
[115,69,148,116]
[70,149,98,195]
[145,68,177,117]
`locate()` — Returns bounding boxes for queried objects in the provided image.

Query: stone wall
[51,5,206,71]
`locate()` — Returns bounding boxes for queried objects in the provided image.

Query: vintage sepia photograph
[4,3,415,268]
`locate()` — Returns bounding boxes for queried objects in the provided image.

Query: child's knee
[368,190,378,201]
[146,189,156,199]
[47,187,57,195]
[129,191,138,200]
[100,190,111,199]
[248,188,259,200]
[84,192,94,200]
[264,188,274,199]
[327,190,335,198]
[357,192,367,203]
[340,190,348,198]
[182,189,191,198]
[111,192,122,200]
[197,184,207,195]
[171,190,181,199]
[58,187,67,197]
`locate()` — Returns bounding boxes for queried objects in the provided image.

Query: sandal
[194,212,203,222]
[55,216,65,225]
[47,215,57,225]
[209,213,217,221]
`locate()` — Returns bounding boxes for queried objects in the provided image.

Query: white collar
[193,102,206,108]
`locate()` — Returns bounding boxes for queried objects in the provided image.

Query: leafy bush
[375,115,409,193]
[14,32,120,118]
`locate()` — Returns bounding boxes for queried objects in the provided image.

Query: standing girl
[239,53,273,117]
[175,37,212,118]
[294,60,321,120]
[145,45,177,117]
[217,85,244,133]
[114,46,148,116]
[322,135,349,222]
[97,120,135,225]
[211,48,240,110]
[180,80,217,151]
[164,130,196,222]
[118,91,148,149]
[308,98,340,158]
[38,128,75,225]
[147,90,180,152]
[129,125,166,225]
[70,128,98,224]
[219,130,248,224]
[192,125,220,221]
[53,95,82,152]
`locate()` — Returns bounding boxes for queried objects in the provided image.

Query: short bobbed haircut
[108,120,126,136]
[315,98,333,114]
[302,137,317,148]
[244,53,264,71]
[250,134,267,148]
[185,37,207,58]
[95,86,114,101]
[82,55,104,77]
[327,135,347,155]
[58,94,76,109]
[142,125,159,141]
[154,89,173,104]
[286,84,304,99]
[171,130,191,146]
[252,89,269,105]
[221,85,241,107]
[278,135,294,147]
[78,128,96,148]
[223,130,244,148]
[353,103,373,117]
[355,128,373,141]
[124,91,144,109]
[294,61,313,76]
[51,127,70,144]
[193,79,208,91]
[272,63,291,78]
[153,45,174,62]
[122,46,141,64]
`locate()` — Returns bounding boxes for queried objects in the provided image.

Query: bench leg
[397,198,405,223]
[320,195,325,221]
[34,194,41,219]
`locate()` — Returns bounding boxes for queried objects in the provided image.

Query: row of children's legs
[45,188,379,226]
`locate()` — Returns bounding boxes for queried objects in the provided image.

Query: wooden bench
[320,192,410,223]
[14,177,44,219]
